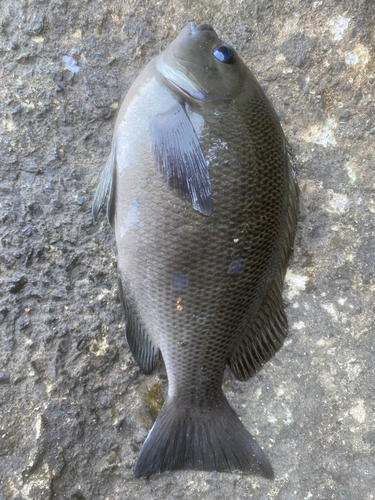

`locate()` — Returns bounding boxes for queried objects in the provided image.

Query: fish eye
[213,44,234,63]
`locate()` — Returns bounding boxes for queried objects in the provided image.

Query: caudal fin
[134,396,274,478]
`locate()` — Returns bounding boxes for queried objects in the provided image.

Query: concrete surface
[0,0,374,498]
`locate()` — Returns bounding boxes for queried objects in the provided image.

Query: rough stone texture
[0,1,374,499]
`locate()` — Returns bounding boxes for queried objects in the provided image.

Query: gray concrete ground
[0,0,374,498]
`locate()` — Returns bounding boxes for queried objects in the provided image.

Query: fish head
[156,22,249,102]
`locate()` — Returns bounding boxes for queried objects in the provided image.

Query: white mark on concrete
[345,44,370,66]
[345,162,357,183]
[350,400,366,423]
[316,120,337,147]
[276,387,284,397]
[284,407,293,425]
[322,303,338,321]
[71,28,82,39]
[3,115,16,132]
[90,336,109,357]
[3,479,19,498]
[45,381,54,396]
[21,463,50,498]
[32,35,44,43]
[35,414,43,440]
[62,55,80,73]
[346,359,362,380]
[293,321,306,330]
[345,52,359,65]
[320,372,336,391]
[328,15,350,41]
[285,270,309,299]
[302,119,337,147]
[327,191,350,213]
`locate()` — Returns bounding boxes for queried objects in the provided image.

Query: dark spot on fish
[228,259,245,275]
[190,385,197,391]
[171,274,188,292]
[201,375,209,384]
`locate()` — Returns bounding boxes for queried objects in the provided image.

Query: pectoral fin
[149,103,212,216]
[92,145,116,226]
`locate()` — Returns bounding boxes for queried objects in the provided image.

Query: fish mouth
[189,22,215,34]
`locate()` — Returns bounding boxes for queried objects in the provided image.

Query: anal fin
[229,282,288,380]
[118,275,160,374]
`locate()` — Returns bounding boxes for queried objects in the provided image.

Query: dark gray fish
[93,22,299,479]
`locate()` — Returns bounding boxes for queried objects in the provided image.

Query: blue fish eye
[213,45,234,63]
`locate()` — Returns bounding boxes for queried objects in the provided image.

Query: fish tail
[134,395,274,478]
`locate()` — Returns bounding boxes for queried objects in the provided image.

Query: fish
[93,22,299,479]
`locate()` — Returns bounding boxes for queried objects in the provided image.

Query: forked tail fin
[134,395,274,478]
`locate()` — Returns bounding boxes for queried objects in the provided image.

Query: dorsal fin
[229,141,299,380]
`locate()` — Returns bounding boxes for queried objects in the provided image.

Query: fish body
[93,23,298,478]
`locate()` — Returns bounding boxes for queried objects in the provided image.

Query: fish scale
[93,22,298,478]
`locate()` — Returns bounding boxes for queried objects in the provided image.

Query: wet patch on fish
[194,313,213,321]
[206,138,230,164]
[228,259,245,275]
[120,200,140,238]
[171,274,188,292]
